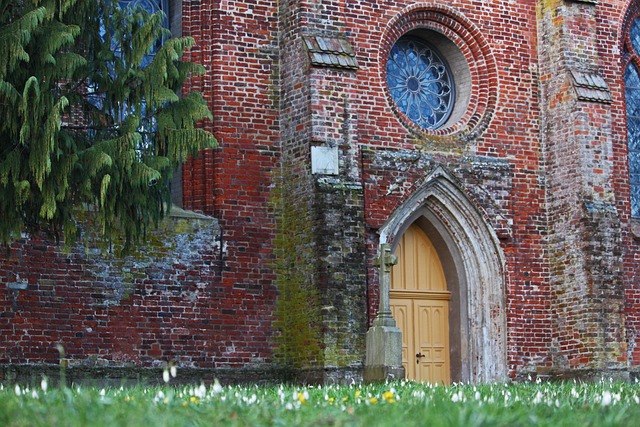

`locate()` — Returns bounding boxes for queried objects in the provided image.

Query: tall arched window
[120,0,168,21]
[119,0,169,64]
[625,18,640,218]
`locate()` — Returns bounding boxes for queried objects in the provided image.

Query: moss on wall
[270,164,322,369]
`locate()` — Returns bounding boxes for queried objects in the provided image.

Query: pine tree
[0,0,216,252]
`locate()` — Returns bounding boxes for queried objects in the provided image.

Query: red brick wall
[612,0,640,368]
[0,216,277,369]
[2,0,640,381]
[181,0,280,320]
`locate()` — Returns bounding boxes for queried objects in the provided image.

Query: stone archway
[378,167,507,383]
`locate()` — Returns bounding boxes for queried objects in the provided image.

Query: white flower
[40,378,48,393]
[197,384,206,398]
[532,391,543,405]
[170,365,177,378]
[212,379,223,394]
[162,369,170,383]
[14,385,21,396]
[601,391,612,406]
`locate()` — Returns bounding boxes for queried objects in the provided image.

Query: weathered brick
[2,0,640,384]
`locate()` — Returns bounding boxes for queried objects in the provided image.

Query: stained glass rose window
[387,37,455,130]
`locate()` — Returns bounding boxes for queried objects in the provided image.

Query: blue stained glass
[632,185,640,218]
[627,63,640,218]
[386,37,454,130]
[631,153,640,175]
[119,0,164,15]
[117,0,168,67]
[629,121,640,152]
[631,19,640,56]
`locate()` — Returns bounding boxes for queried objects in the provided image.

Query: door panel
[392,224,446,291]
[415,300,450,384]
[390,299,413,380]
[390,223,450,383]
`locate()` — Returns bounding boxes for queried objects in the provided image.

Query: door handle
[416,352,426,364]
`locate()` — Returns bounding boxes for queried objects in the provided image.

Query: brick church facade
[3,0,640,384]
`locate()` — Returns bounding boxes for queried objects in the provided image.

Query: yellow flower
[183,401,188,407]
[383,391,396,403]
[355,390,361,398]
[369,397,378,405]
[328,397,335,404]
[298,392,307,404]
[190,396,198,404]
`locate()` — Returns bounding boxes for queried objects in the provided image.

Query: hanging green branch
[0,0,216,252]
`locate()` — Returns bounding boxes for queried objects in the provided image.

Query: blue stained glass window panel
[626,62,640,218]
[119,0,165,15]
[386,37,454,130]
[626,62,640,88]
[631,19,640,56]
[630,152,640,175]
[117,0,169,67]
[629,120,640,153]
[632,184,640,218]
[626,65,640,118]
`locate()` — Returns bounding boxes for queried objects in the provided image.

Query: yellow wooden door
[390,223,450,383]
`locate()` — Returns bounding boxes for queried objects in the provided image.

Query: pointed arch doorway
[390,223,450,383]
[375,167,507,384]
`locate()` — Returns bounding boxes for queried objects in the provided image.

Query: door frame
[378,167,507,383]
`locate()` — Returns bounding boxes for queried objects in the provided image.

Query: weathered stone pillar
[363,244,405,382]
[313,177,368,384]
[537,0,626,376]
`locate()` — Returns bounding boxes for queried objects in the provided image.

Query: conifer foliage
[0,0,216,251]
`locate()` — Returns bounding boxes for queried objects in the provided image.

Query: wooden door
[390,223,450,383]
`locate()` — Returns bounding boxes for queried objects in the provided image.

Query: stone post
[373,244,397,327]
[363,243,405,382]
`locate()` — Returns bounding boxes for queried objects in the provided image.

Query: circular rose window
[386,36,455,130]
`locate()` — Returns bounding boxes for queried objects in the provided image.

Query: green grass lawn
[2,378,640,426]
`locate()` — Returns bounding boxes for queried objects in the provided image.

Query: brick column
[537,0,626,376]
